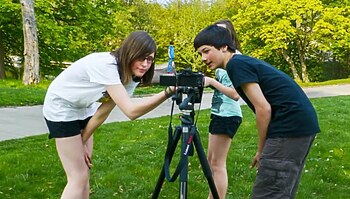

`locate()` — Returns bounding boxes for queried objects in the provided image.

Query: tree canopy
[1,0,349,83]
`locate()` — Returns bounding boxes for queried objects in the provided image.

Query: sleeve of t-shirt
[217,69,233,87]
[227,58,259,88]
[86,61,121,85]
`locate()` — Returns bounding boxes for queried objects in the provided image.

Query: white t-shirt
[43,52,139,121]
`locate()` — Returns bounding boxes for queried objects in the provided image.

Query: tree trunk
[300,58,309,83]
[20,0,40,85]
[0,32,5,79]
[295,20,310,83]
[296,40,310,83]
[279,48,301,81]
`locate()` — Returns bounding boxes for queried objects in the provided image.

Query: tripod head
[174,86,203,110]
[159,68,204,112]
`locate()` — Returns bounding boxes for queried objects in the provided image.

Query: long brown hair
[214,19,241,52]
[111,31,157,85]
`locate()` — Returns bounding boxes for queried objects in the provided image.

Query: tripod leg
[152,167,165,199]
[152,127,182,199]
[193,132,220,199]
[179,162,188,199]
[179,127,190,199]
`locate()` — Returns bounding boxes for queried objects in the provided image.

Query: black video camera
[160,68,204,106]
[160,68,204,87]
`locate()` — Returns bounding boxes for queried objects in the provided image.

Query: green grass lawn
[0,79,166,107]
[1,78,350,107]
[0,96,349,198]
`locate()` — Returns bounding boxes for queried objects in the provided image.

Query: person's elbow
[128,115,138,121]
[232,94,240,101]
[257,104,271,116]
[124,110,140,121]
[227,92,240,101]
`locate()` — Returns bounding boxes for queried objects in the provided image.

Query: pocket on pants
[254,158,295,197]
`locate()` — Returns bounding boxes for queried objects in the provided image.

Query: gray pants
[251,135,316,199]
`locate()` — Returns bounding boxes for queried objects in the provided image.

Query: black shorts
[44,117,92,139]
[209,114,242,138]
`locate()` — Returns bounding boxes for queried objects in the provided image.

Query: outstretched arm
[204,76,240,100]
[107,84,170,120]
[82,85,173,143]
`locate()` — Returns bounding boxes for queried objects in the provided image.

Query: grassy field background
[0,95,349,198]
[1,78,350,107]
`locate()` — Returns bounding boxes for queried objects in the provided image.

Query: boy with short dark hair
[194,25,320,198]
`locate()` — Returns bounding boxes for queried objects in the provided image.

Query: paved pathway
[0,84,349,142]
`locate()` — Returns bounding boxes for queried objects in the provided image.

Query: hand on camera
[204,76,211,87]
[164,86,176,98]
[204,76,215,89]
[169,86,176,93]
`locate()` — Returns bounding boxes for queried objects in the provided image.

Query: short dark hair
[194,25,236,52]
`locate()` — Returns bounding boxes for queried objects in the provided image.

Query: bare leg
[207,133,232,199]
[56,134,91,199]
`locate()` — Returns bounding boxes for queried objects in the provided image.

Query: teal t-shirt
[211,68,242,117]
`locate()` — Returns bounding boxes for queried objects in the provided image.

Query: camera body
[160,68,204,87]
[160,68,204,106]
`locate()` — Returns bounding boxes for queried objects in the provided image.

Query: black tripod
[152,89,220,199]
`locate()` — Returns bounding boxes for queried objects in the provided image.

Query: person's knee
[209,158,226,171]
[67,169,90,186]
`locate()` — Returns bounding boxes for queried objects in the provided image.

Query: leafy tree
[35,0,131,77]
[313,6,350,80]
[0,0,23,79]
[141,2,170,62]
[1,0,349,83]
[148,0,225,75]
[231,0,325,82]
[320,0,350,7]
[170,1,209,72]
